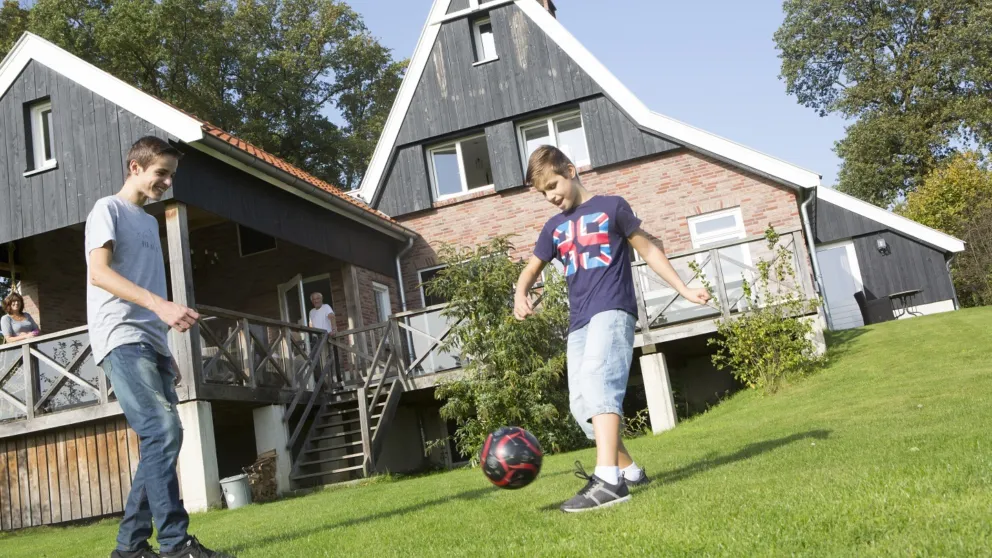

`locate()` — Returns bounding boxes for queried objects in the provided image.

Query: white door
[816,242,865,330]
[277,274,306,327]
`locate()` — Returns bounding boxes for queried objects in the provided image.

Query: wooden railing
[0,326,105,424]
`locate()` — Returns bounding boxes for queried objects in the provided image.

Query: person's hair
[525,145,574,190]
[311,292,323,300]
[126,136,183,174]
[3,292,24,315]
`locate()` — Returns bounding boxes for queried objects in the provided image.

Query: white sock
[594,466,620,485]
[622,462,643,481]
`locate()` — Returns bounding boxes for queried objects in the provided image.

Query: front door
[816,241,865,330]
[277,274,306,327]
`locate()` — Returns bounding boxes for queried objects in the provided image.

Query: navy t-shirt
[534,195,642,332]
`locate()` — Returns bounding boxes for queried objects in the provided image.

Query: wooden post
[164,202,203,400]
[341,264,364,374]
[356,386,373,475]
[711,249,731,317]
[22,345,36,420]
[239,319,255,388]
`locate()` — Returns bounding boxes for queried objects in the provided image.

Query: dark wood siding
[580,96,680,169]
[375,145,432,217]
[447,0,470,13]
[170,148,399,276]
[853,231,955,305]
[396,3,600,146]
[487,120,524,191]
[815,199,955,305]
[0,60,171,244]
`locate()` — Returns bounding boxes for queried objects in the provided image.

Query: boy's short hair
[526,145,574,190]
[126,136,183,173]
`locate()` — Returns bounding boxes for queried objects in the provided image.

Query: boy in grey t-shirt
[86,136,230,558]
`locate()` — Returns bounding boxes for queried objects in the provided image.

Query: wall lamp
[876,237,890,255]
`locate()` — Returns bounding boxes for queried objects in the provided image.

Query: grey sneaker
[560,461,631,513]
[623,467,651,487]
[160,537,234,558]
[111,545,159,558]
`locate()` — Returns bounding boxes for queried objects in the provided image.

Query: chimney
[536,0,557,18]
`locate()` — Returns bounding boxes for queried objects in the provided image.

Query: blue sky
[347,0,849,186]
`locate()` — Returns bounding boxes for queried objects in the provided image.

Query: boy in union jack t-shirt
[514,145,710,512]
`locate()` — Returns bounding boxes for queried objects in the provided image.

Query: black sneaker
[111,545,159,558]
[160,536,234,558]
[623,467,651,487]
[560,461,631,513]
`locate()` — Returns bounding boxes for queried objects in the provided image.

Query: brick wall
[16,227,89,333]
[395,150,803,309]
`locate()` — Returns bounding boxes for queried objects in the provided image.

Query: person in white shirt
[307,292,334,333]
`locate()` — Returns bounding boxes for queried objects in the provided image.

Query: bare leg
[618,439,634,469]
[592,413,621,467]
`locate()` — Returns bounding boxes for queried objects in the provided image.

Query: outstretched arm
[628,229,711,305]
[514,256,548,320]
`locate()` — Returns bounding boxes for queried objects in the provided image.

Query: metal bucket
[219,473,252,510]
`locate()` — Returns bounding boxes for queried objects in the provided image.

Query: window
[518,111,590,169]
[419,265,448,307]
[472,17,497,63]
[687,208,752,300]
[237,224,277,257]
[429,135,493,200]
[372,282,392,323]
[28,100,56,172]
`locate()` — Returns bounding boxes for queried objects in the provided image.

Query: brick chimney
[536,0,557,18]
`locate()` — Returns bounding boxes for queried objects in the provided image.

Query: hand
[152,297,200,332]
[513,293,534,320]
[681,287,712,306]
[28,330,40,337]
[171,357,183,386]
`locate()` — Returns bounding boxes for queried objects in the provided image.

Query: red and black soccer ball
[480,426,543,489]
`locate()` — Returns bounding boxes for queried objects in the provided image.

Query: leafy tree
[424,236,586,462]
[0,0,28,55]
[900,152,992,306]
[775,0,992,206]
[3,0,404,190]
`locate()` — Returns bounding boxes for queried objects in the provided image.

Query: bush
[424,236,587,463]
[691,226,824,394]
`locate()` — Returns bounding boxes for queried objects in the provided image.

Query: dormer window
[472,17,497,63]
[26,99,57,174]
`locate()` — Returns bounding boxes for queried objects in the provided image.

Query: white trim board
[817,186,965,254]
[0,33,203,143]
[353,0,822,205]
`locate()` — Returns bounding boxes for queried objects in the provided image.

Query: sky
[345,0,850,186]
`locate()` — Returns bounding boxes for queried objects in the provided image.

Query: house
[0,32,452,531]
[352,0,965,418]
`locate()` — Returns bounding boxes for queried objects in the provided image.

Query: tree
[0,0,28,56]
[775,1,992,206]
[4,0,404,190]
[424,237,587,462]
[900,152,992,306]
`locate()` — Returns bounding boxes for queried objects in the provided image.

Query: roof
[817,186,965,253]
[0,32,404,231]
[353,0,823,205]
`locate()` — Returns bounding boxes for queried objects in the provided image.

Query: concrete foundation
[253,405,292,496]
[639,350,678,434]
[177,401,222,512]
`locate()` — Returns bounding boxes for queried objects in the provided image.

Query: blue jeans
[102,343,189,553]
[566,310,637,440]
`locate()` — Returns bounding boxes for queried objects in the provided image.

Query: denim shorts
[566,309,636,440]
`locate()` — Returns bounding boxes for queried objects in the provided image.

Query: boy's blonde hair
[525,145,574,190]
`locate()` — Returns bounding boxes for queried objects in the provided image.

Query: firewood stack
[244,449,278,503]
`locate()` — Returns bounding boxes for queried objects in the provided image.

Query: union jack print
[553,220,578,276]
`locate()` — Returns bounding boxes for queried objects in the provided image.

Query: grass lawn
[2,308,991,557]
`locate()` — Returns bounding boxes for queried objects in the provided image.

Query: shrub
[691,226,824,394]
[424,236,587,462]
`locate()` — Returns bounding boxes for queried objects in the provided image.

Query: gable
[0,60,172,243]
[396,2,600,146]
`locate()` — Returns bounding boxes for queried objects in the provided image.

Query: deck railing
[0,327,104,424]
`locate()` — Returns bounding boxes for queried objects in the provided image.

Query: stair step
[309,429,363,442]
[291,464,365,481]
[297,453,366,467]
[315,417,361,429]
[319,406,360,419]
[303,440,363,454]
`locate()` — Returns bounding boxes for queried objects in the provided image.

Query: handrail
[197,305,325,334]
[0,325,90,350]
[630,226,803,265]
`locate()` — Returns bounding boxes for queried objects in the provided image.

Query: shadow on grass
[825,328,869,361]
[539,429,832,512]
[225,485,498,554]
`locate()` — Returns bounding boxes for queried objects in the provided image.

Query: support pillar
[253,405,292,495]
[165,202,202,400]
[640,349,677,434]
[177,401,221,512]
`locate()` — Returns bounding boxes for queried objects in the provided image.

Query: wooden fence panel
[45,432,62,524]
[0,439,10,530]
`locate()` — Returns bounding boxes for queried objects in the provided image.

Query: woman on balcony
[1,292,40,342]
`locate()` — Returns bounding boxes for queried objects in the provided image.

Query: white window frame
[471,17,497,64]
[441,0,514,23]
[29,100,56,172]
[517,110,591,169]
[428,133,493,201]
[687,207,747,248]
[371,282,392,323]
[237,223,278,258]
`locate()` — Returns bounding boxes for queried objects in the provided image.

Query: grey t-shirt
[85,196,170,365]
[1,313,39,338]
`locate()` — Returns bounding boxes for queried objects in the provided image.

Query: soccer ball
[480,426,543,489]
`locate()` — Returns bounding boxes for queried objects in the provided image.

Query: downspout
[800,189,832,329]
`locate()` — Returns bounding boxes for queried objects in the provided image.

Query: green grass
[3,308,991,557]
